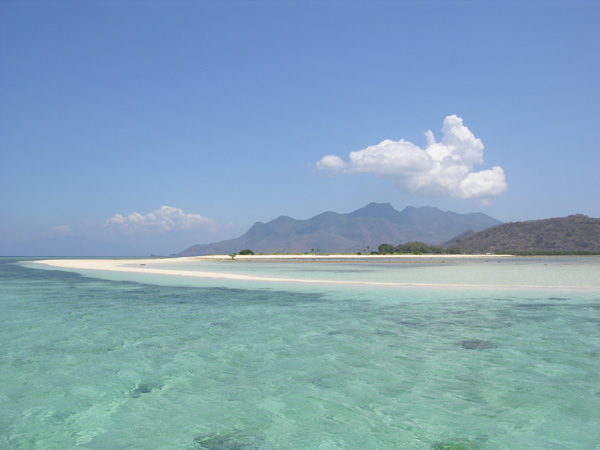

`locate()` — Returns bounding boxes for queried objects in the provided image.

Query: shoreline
[166,253,514,261]
[29,254,514,287]
[27,254,599,291]
[31,253,514,269]
[31,253,511,268]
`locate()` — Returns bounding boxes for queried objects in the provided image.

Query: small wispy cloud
[44,225,74,237]
[105,206,216,234]
[316,115,507,200]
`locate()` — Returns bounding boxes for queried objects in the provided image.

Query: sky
[1,0,599,256]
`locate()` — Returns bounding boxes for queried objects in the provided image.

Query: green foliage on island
[238,249,254,255]
[376,241,463,255]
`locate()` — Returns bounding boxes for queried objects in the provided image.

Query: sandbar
[30,254,517,288]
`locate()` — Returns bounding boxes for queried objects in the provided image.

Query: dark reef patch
[374,330,397,336]
[193,430,262,450]
[130,382,162,398]
[514,303,556,309]
[459,339,497,350]
[432,438,482,450]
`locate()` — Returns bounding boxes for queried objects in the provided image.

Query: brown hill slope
[446,214,600,254]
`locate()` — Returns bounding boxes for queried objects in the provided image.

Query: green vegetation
[377,241,462,255]
[238,249,254,255]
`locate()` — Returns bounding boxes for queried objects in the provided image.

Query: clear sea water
[1,257,599,450]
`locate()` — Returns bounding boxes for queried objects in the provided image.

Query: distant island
[443,214,600,255]
[179,205,600,257]
[178,203,501,256]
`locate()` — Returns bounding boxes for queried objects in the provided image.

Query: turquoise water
[1,257,599,449]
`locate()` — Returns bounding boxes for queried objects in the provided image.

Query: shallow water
[145,256,600,290]
[2,257,599,449]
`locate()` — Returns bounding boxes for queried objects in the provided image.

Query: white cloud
[105,206,216,234]
[316,115,507,199]
[316,155,347,171]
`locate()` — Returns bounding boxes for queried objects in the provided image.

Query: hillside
[178,203,501,256]
[445,214,600,254]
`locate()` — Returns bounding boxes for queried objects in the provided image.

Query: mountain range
[178,202,501,256]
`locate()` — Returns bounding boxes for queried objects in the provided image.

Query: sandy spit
[30,254,514,288]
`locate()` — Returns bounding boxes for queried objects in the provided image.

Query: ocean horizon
[2,256,599,449]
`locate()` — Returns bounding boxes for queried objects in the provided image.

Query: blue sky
[1,0,598,256]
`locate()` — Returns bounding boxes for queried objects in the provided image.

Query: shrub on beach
[376,241,463,255]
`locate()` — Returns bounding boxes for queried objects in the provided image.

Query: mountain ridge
[178,203,501,256]
[444,214,600,253]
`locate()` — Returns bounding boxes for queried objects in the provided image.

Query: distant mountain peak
[178,203,501,256]
[367,202,392,208]
[349,202,398,218]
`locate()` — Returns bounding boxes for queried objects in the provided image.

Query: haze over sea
[2,256,599,449]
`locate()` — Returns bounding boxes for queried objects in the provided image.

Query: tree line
[376,241,462,255]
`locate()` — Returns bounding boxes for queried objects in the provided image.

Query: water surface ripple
[2,257,599,449]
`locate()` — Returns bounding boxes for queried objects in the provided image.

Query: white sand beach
[32,254,515,288]
[29,253,600,291]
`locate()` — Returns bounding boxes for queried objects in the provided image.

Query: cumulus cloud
[105,206,216,234]
[316,115,507,199]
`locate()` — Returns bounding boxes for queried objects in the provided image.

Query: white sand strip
[31,257,440,286]
[30,254,574,291]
